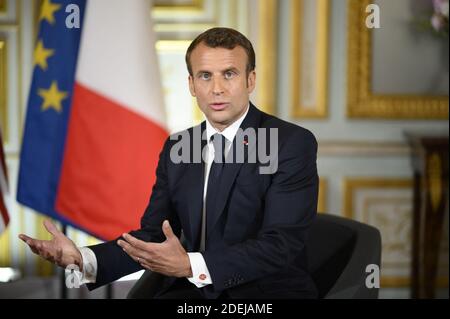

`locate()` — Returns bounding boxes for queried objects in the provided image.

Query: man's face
[188,43,256,131]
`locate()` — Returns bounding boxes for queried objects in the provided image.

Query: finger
[43,219,61,238]
[18,236,43,256]
[121,233,148,251]
[162,220,174,240]
[19,234,51,256]
[118,239,144,261]
[128,251,143,264]
[19,233,41,243]
[19,235,39,249]
[140,262,155,271]
[117,239,129,250]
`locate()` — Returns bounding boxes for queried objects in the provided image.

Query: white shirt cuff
[78,247,98,284]
[187,252,212,288]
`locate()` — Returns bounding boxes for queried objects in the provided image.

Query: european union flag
[17,0,86,224]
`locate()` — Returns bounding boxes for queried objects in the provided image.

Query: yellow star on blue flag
[34,39,55,71]
[38,81,68,112]
[39,0,62,25]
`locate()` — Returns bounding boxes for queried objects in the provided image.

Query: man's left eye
[224,72,235,79]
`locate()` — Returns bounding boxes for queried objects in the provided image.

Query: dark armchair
[306,213,381,299]
[127,214,382,299]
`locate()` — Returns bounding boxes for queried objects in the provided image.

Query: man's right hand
[18,219,83,271]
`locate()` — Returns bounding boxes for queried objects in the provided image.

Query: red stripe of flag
[0,197,9,227]
[0,129,9,229]
[55,83,168,240]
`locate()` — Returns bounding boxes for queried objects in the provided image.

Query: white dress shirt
[78,105,250,288]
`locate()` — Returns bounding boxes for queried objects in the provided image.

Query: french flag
[18,0,168,240]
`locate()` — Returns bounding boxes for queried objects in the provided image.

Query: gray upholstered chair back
[307,214,382,299]
[127,214,382,299]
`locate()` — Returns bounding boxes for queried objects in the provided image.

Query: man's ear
[247,71,256,93]
[188,76,196,97]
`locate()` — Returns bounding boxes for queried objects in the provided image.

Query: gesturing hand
[118,220,192,278]
[18,219,83,270]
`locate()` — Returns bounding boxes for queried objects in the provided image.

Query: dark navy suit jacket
[87,103,319,298]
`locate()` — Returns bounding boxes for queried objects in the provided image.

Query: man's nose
[212,77,225,95]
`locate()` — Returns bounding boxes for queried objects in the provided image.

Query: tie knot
[211,134,226,163]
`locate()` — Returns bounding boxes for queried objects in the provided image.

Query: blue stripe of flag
[17,0,86,224]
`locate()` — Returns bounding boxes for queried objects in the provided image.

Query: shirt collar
[205,104,250,143]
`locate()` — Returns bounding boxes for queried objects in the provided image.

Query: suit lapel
[187,122,207,249]
[206,104,262,239]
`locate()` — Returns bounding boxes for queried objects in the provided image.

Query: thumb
[43,219,61,238]
[162,220,174,240]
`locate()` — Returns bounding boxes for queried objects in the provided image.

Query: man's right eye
[199,73,211,80]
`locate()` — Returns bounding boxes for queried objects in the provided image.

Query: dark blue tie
[203,133,226,250]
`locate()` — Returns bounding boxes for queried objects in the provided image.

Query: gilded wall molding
[154,0,204,12]
[428,153,443,213]
[318,178,327,213]
[344,178,412,288]
[318,140,410,157]
[343,178,448,288]
[154,23,216,33]
[381,277,448,289]
[0,0,7,14]
[290,0,329,118]
[343,178,413,219]
[347,0,448,119]
[152,0,221,39]
[0,39,6,143]
[0,223,10,267]
[33,0,43,42]
[0,0,19,24]
[256,0,277,115]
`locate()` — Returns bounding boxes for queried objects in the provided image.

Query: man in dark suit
[19,27,319,299]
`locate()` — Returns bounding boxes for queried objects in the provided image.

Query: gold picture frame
[343,178,448,288]
[153,0,208,23]
[154,0,204,12]
[318,178,328,213]
[257,0,278,115]
[343,178,413,219]
[347,0,449,119]
[33,0,43,41]
[291,0,329,118]
[0,39,7,143]
[0,0,7,13]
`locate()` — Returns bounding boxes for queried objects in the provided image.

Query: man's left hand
[117,220,193,278]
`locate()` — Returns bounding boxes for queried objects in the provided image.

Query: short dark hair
[185,27,256,77]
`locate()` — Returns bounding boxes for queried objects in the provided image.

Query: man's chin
[206,114,231,128]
